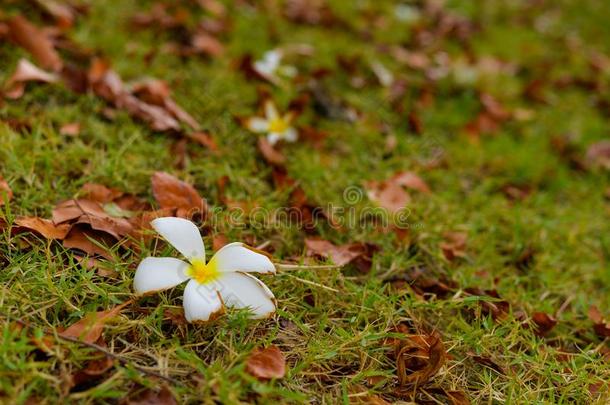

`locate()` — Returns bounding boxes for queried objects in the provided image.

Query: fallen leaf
[34,0,76,29]
[365,179,411,215]
[440,231,468,261]
[56,199,133,239]
[530,312,558,337]
[258,137,286,166]
[59,122,81,136]
[305,238,376,270]
[70,338,114,388]
[62,225,115,260]
[191,31,224,57]
[212,233,229,250]
[88,60,181,132]
[188,131,218,152]
[130,78,200,130]
[80,183,123,204]
[124,386,177,405]
[4,59,59,99]
[588,306,610,338]
[245,345,286,380]
[392,171,431,194]
[7,15,63,71]
[151,171,207,218]
[586,141,610,170]
[0,175,13,205]
[284,0,337,26]
[60,301,130,344]
[468,352,505,375]
[392,330,446,386]
[13,216,71,240]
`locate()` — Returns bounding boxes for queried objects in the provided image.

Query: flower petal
[214,272,276,319]
[151,217,205,261]
[210,242,276,274]
[267,132,281,145]
[264,100,279,121]
[183,279,224,322]
[283,127,298,142]
[245,117,269,132]
[134,257,190,295]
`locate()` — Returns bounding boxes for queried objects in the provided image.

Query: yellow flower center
[187,257,220,285]
[268,117,289,133]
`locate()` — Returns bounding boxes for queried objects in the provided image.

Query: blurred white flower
[253,49,297,85]
[244,100,298,145]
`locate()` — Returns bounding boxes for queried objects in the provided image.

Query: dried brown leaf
[258,137,286,166]
[124,386,177,405]
[151,171,207,218]
[589,306,610,338]
[8,16,63,71]
[393,331,446,386]
[531,312,558,337]
[13,216,70,240]
[245,345,286,380]
[0,175,13,205]
[80,183,123,204]
[60,301,130,344]
[59,122,81,136]
[4,59,58,99]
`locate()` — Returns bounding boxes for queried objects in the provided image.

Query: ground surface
[1,0,610,404]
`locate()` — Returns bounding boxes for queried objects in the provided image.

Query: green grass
[1,0,610,403]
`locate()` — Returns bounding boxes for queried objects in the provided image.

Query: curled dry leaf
[0,175,13,205]
[245,345,287,380]
[151,171,207,218]
[13,217,70,240]
[59,300,131,344]
[7,15,63,71]
[392,330,446,386]
[4,59,58,99]
[588,306,610,338]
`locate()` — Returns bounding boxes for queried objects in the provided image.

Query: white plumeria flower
[253,49,297,85]
[245,100,298,145]
[134,217,276,323]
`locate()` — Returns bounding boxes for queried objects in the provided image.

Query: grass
[1,0,610,403]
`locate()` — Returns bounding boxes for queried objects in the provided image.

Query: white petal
[151,217,205,261]
[183,279,224,322]
[134,257,190,295]
[209,242,276,274]
[283,127,298,142]
[214,272,276,319]
[267,132,281,145]
[245,117,269,132]
[264,100,279,121]
[263,50,282,67]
